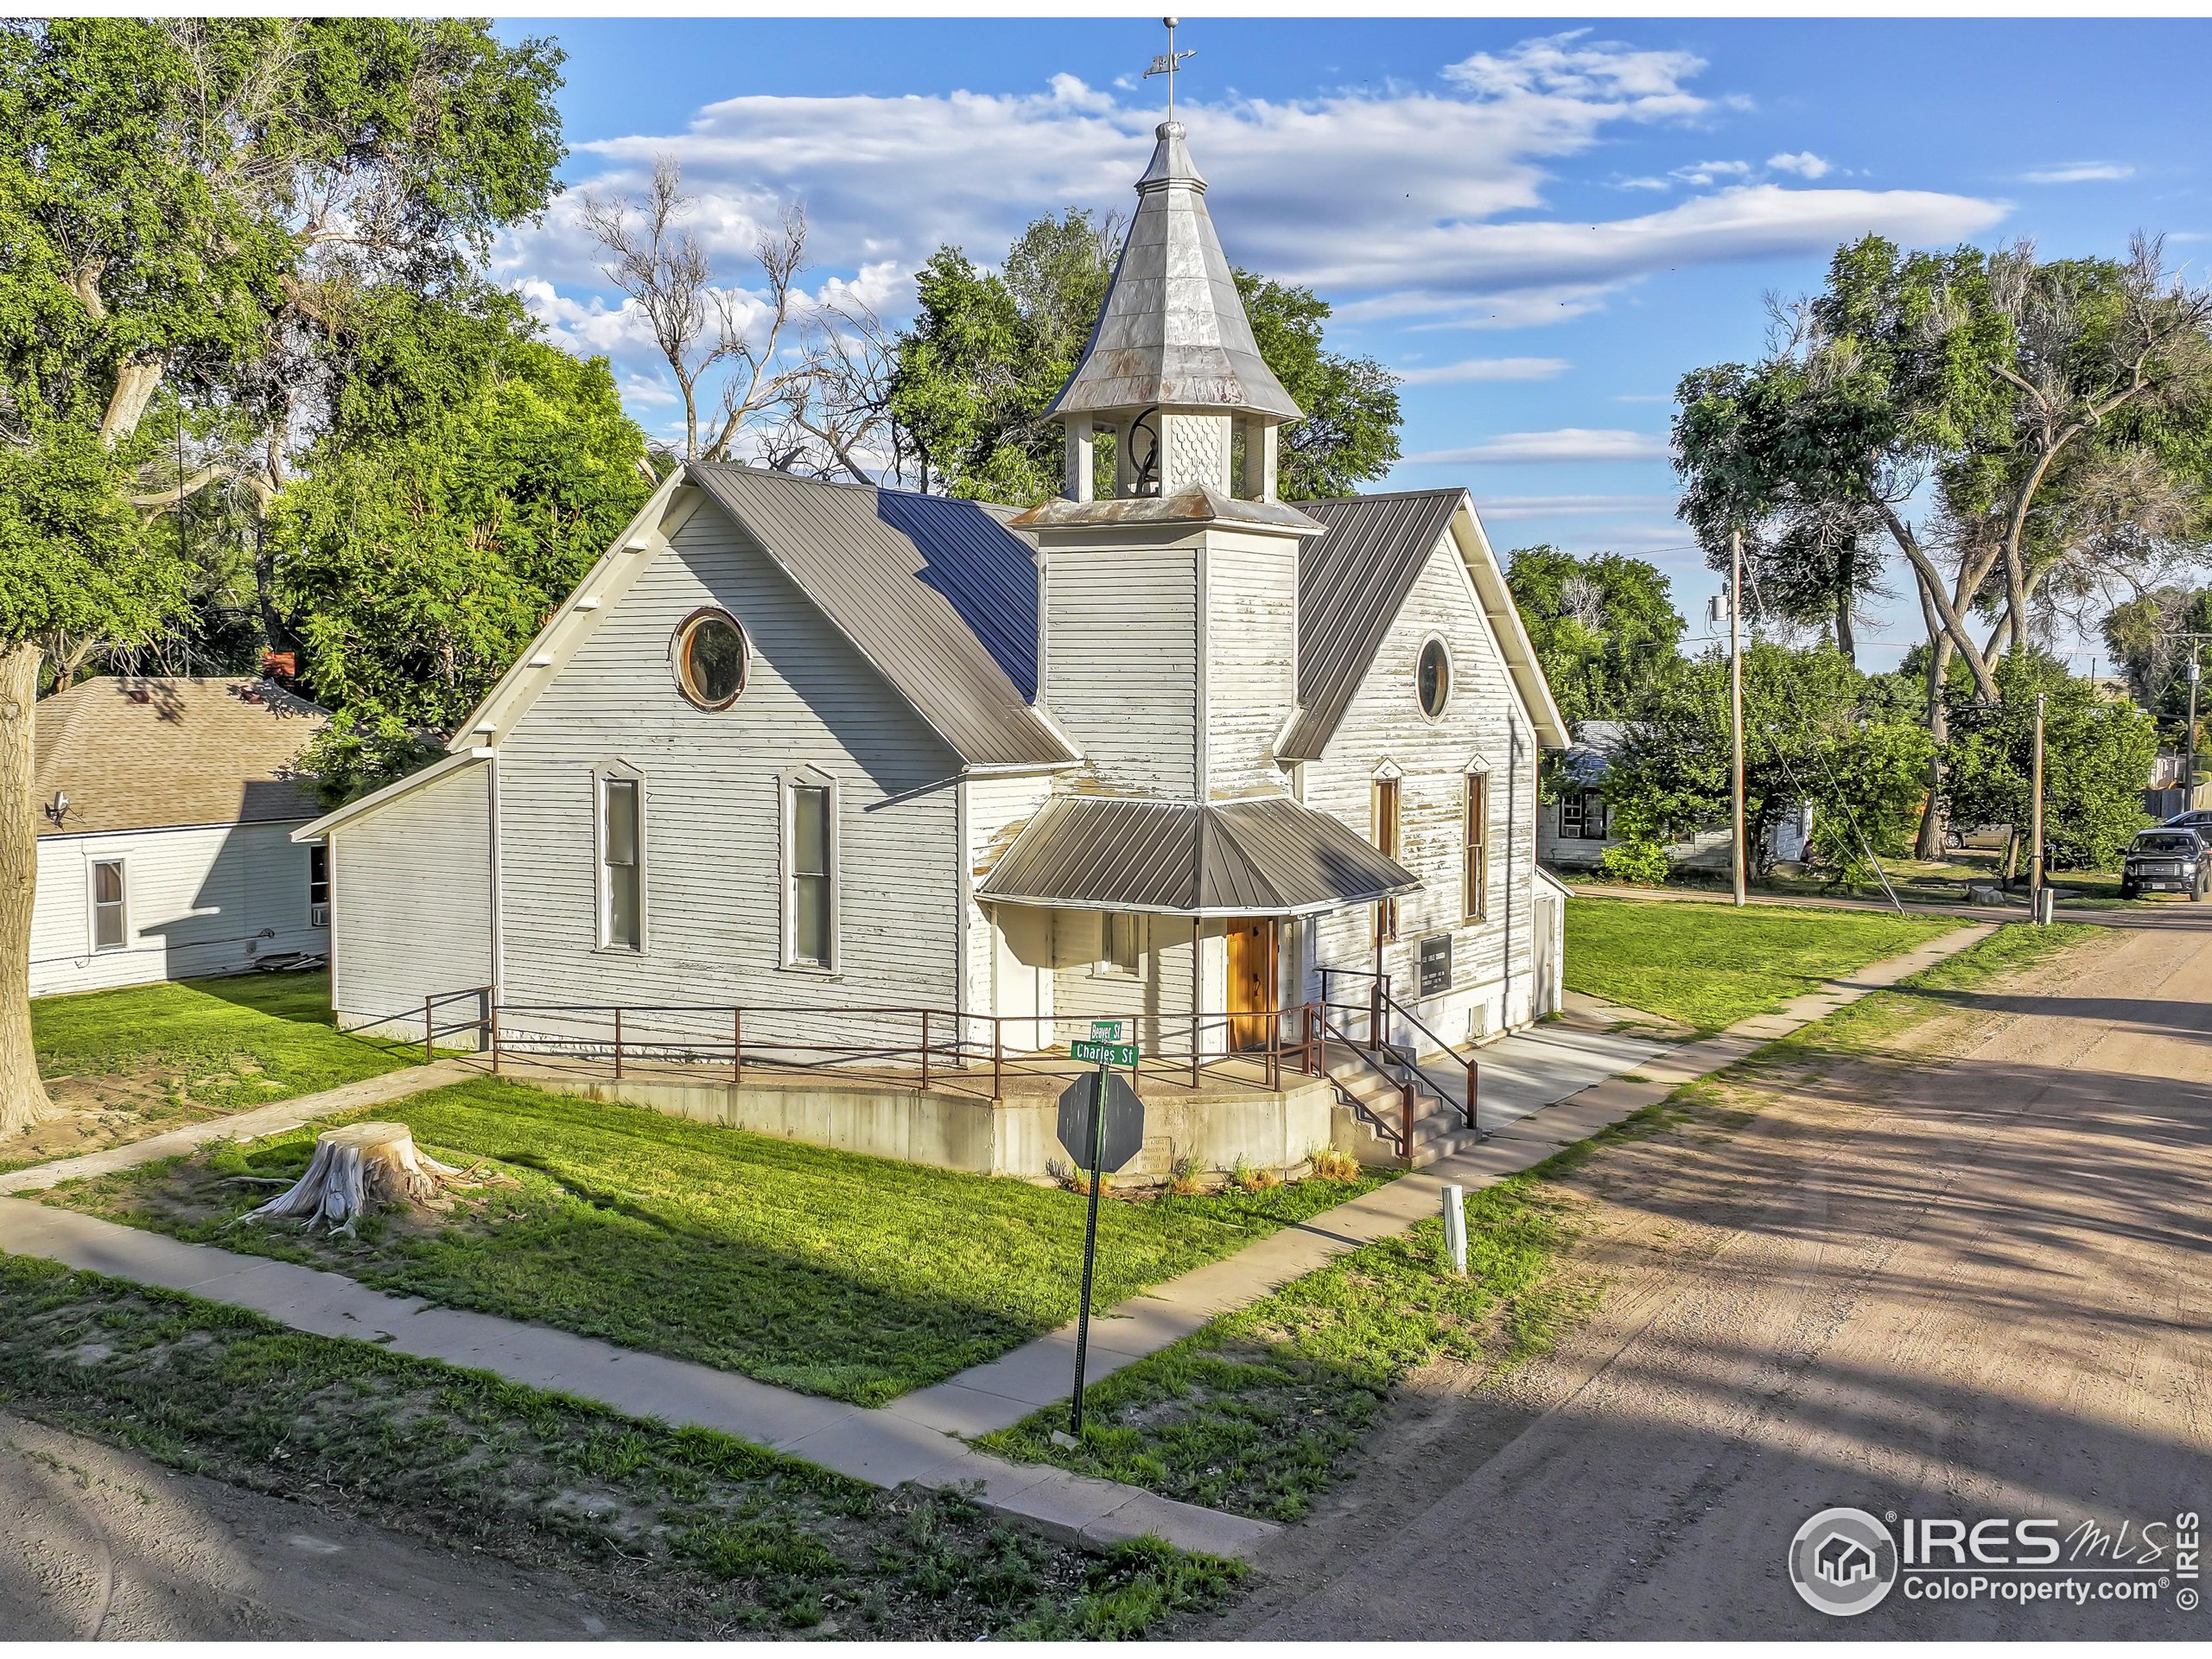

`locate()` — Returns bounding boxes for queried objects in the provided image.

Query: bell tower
[1014,118,1325,802]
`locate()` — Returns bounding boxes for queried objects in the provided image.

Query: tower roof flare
[1046,120,1302,424]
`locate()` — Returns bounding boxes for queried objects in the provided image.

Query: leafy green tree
[2101,587,2212,756]
[888,208,1401,504]
[1677,233,2212,858]
[276,327,652,794]
[0,16,563,1131]
[1504,546,1685,728]
[1599,644,1935,885]
[1940,655,2158,872]
[1237,271,1403,499]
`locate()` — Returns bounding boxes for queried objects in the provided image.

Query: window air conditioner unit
[1468,1002,1491,1042]
[310,903,330,929]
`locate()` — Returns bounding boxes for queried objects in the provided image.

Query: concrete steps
[1325,1043,1478,1168]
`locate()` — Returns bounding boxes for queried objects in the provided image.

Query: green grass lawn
[978,1175,1598,1522]
[1611,847,2149,912]
[48,1077,1387,1406]
[981,921,2098,1522]
[7,971,416,1174]
[0,1254,1241,1638]
[1561,896,1961,1033]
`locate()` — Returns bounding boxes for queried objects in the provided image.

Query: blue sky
[493,16,2212,670]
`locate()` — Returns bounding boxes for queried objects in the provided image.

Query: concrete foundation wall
[526,1070,1341,1181]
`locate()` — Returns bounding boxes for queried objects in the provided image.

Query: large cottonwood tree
[1676,234,2212,855]
[0,17,563,1133]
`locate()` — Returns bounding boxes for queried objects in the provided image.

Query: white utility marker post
[1441,1183,1468,1275]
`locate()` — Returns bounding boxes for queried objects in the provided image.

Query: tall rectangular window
[601,776,642,950]
[1373,776,1402,945]
[1465,775,1490,922]
[1097,912,1144,976]
[308,843,330,925]
[791,783,833,968]
[92,860,125,950]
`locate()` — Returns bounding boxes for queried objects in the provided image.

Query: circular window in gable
[1417,638,1452,719]
[673,608,748,710]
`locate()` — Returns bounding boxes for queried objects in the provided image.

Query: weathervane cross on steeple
[1143,16,1195,123]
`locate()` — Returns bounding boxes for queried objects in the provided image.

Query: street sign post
[1055,1023,1143,1438]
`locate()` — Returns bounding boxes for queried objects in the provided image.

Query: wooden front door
[1225,918,1277,1051]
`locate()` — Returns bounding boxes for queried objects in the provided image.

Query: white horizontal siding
[32,822,321,999]
[491,502,964,1045]
[329,762,493,1036]
[1201,530,1300,801]
[1041,539,1198,797]
[1304,531,1547,1041]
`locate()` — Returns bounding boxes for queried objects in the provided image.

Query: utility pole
[2188,652,2201,812]
[2029,691,2047,925]
[1729,528,1747,907]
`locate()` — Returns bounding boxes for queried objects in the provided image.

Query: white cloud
[1304,184,2005,315]
[2019,161,2135,184]
[1408,428,1671,464]
[1440,29,1708,109]
[1393,356,1571,385]
[491,29,2005,420]
[1475,492,1679,518]
[1766,150,1833,179]
[1669,158,1752,188]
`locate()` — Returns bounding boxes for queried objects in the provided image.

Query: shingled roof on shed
[977,794,1419,917]
[690,464,1075,769]
[35,677,326,837]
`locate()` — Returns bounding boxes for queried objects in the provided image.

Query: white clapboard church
[300,118,1570,1171]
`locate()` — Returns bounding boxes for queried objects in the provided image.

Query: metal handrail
[1373,989,1482,1137]
[1318,1014,1417,1165]
[1319,969,1482,1138]
[431,990,1327,1103]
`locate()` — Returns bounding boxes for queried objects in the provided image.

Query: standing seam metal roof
[1278,489,1468,761]
[1046,121,1300,423]
[688,463,1074,768]
[976,794,1420,915]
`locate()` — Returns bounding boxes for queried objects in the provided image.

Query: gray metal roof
[977,793,1419,917]
[1277,489,1468,761]
[689,464,1074,768]
[1046,122,1301,423]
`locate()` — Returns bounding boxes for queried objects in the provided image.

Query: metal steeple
[1045,119,1302,426]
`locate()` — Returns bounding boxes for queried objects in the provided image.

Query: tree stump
[243,1122,465,1236]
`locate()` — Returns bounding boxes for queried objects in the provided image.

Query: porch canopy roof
[978,794,1420,918]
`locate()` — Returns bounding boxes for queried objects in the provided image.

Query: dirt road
[0,1410,666,1639]
[1223,917,2210,1639]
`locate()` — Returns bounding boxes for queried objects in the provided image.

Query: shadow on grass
[44,1076,1387,1408]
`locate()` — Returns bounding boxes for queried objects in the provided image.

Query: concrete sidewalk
[0,1194,1278,1560]
[0,1058,477,1198]
[888,922,1993,1440]
[0,921,1993,1559]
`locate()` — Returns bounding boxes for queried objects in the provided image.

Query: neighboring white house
[1539,718,1811,874]
[296,119,1570,1164]
[33,677,328,998]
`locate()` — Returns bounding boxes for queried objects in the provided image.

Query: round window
[673,609,747,709]
[1417,639,1452,718]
